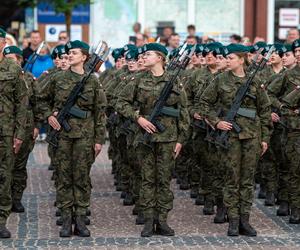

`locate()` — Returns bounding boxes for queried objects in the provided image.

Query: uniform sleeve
[94,79,107,144]
[177,88,191,144]
[116,78,139,121]
[198,78,221,127]
[14,69,29,140]
[257,84,272,144]
[187,71,203,117]
[267,73,286,110]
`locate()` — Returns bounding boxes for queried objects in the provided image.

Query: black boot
[277,201,289,216]
[120,191,127,199]
[132,205,139,215]
[11,200,25,213]
[289,208,300,224]
[156,221,175,236]
[227,217,239,236]
[0,224,11,238]
[86,208,91,216]
[59,216,72,237]
[123,193,134,206]
[141,218,154,237]
[56,209,61,217]
[214,200,227,224]
[258,185,266,199]
[136,211,145,225]
[264,192,275,206]
[48,164,54,170]
[203,198,214,215]
[239,214,257,236]
[56,217,63,226]
[179,177,189,190]
[195,193,205,205]
[71,215,90,225]
[74,216,90,237]
[190,187,198,199]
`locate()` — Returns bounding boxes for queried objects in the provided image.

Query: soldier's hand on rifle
[94,143,102,157]
[13,138,23,154]
[174,143,182,159]
[216,121,233,131]
[33,128,39,140]
[48,112,61,131]
[271,112,280,122]
[137,116,156,134]
[193,113,202,120]
[261,141,268,156]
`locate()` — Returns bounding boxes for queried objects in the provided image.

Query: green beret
[195,44,205,55]
[292,39,300,51]
[282,44,293,53]
[112,48,123,61]
[65,40,89,53]
[137,46,145,55]
[213,46,227,57]
[253,41,267,53]
[3,46,22,56]
[273,43,284,52]
[52,45,66,59]
[203,42,223,56]
[248,46,255,53]
[0,28,6,38]
[223,44,249,56]
[125,49,138,61]
[143,43,168,56]
[123,44,137,53]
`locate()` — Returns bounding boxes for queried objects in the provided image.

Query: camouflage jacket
[116,70,190,144]
[0,58,28,140]
[267,64,300,130]
[36,69,107,144]
[199,70,272,143]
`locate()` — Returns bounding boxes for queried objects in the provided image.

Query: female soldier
[38,40,107,237]
[199,44,271,237]
[116,43,190,237]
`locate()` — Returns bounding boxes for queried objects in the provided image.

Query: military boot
[136,211,145,225]
[0,224,11,238]
[48,164,54,170]
[203,198,214,215]
[289,208,300,224]
[227,217,239,236]
[56,216,63,226]
[156,221,175,236]
[141,218,154,237]
[132,205,139,215]
[213,199,227,224]
[123,192,134,206]
[86,208,91,216]
[74,215,90,237]
[264,192,275,206]
[56,209,61,217]
[59,215,72,237]
[190,187,198,199]
[120,191,127,199]
[195,193,205,205]
[258,184,266,199]
[239,214,257,236]
[277,201,289,216]
[179,176,189,190]
[11,200,25,213]
[71,215,90,225]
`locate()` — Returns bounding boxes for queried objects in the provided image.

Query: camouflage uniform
[199,70,272,219]
[11,72,37,203]
[37,69,106,217]
[116,70,190,221]
[0,58,28,224]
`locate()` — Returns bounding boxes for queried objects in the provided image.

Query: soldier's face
[282,52,296,67]
[137,55,146,70]
[115,58,123,69]
[54,56,62,68]
[270,52,281,64]
[68,48,86,66]
[294,48,300,63]
[127,59,138,71]
[60,54,70,71]
[226,53,244,71]
[205,52,216,66]
[143,51,162,67]
[216,55,227,70]
[5,53,18,63]
[0,38,6,51]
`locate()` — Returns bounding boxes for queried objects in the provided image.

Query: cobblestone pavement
[2,143,300,249]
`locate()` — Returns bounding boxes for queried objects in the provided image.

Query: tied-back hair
[235,52,250,69]
[80,48,90,63]
[154,51,166,68]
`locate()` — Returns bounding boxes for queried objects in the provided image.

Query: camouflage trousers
[285,132,300,208]
[117,134,131,192]
[0,136,14,224]
[127,145,140,207]
[12,132,35,201]
[222,137,260,218]
[137,142,175,221]
[210,146,224,202]
[48,144,59,186]
[56,137,94,216]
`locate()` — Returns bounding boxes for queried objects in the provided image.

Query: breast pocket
[136,84,155,105]
[56,82,71,102]
[166,86,180,106]
[78,87,94,107]
[0,73,15,96]
[219,85,236,106]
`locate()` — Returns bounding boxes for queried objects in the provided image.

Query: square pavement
[2,143,300,249]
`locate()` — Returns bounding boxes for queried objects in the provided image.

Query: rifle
[210,46,275,149]
[23,41,45,72]
[46,41,110,148]
[142,45,196,145]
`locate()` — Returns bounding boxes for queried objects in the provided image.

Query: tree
[19,0,91,37]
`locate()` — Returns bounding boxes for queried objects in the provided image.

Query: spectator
[163,27,173,40]
[22,30,42,67]
[253,36,265,44]
[57,31,69,45]
[144,28,155,43]
[5,33,17,46]
[21,36,30,49]
[187,24,201,43]
[230,34,242,43]
[202,35,209,44]
[242,36,252,46]
[28,43,54,78]
[286,28,300,44]
[158,36,168,46]
[136,33,148,47]
[132,22,142,35]
[167,33,180,53]
[186,35,197,45]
